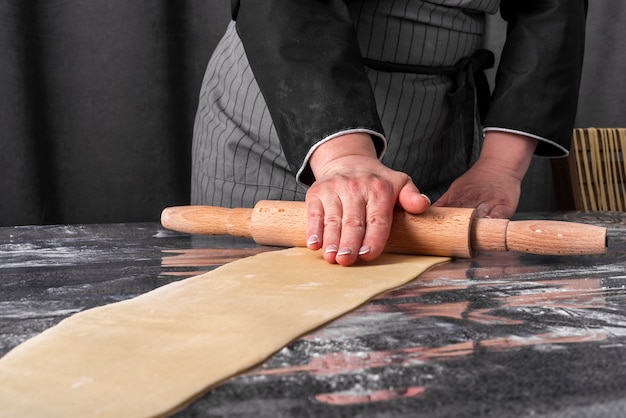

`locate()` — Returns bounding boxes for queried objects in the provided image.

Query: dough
[0,248,447,417]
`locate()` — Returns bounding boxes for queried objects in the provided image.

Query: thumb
[397,180,430,214]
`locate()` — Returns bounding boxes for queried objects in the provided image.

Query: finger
[305,196,324,251]
[356,201,394,263]
[334,198,367,266]
[485,204,514,219]
[475,202,492,218]
[397,179,431,214]
[320,198,344,264]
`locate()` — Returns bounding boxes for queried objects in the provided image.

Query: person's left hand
[434,158,521,218]
[433,131,538,218]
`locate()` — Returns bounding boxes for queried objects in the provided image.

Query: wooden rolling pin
[161,200,607,258]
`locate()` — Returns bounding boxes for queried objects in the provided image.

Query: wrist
[309,133,378,178]
[479,131,538,180]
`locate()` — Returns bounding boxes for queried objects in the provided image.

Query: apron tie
[363,49,495,166]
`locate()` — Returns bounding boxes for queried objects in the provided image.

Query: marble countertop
[1,212,625,417]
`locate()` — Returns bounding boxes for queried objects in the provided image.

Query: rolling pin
[161,200,607,258]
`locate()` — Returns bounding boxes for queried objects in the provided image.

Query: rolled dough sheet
[0,248,448,417]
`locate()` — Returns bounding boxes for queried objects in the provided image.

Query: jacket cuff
[483,127,569,158]
[296,129,387,187]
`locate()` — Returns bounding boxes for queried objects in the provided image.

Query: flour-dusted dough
[0,248,447,417]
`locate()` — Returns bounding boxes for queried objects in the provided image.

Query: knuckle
[368,176,393,194]
[307,207,324,220]
[345,179,360,194]
[343,216,366,229]
[366,213,392,229]
[324,214,343,229]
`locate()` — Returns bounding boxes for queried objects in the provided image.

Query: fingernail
[358,245,371,256]
[337,247,353,256]
[307,235,319,246]
[324,245,338,254]
[421,193,431,206]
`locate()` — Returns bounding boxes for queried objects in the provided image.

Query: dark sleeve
[232,0,384,184]
[484,0,588,156]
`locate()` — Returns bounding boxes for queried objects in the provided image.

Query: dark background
[1,1,624,226]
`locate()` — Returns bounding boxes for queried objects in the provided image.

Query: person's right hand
[305,133,430,266]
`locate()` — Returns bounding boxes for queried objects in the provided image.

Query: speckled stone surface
[1,213,625,417]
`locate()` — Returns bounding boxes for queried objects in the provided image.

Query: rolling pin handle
[160,206,253,238]
[504,220,607,255]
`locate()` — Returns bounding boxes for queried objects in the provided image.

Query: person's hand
[433,131,538,218]
[305,133,430,266]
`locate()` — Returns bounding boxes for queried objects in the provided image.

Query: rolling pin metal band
[161,201,608,258]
